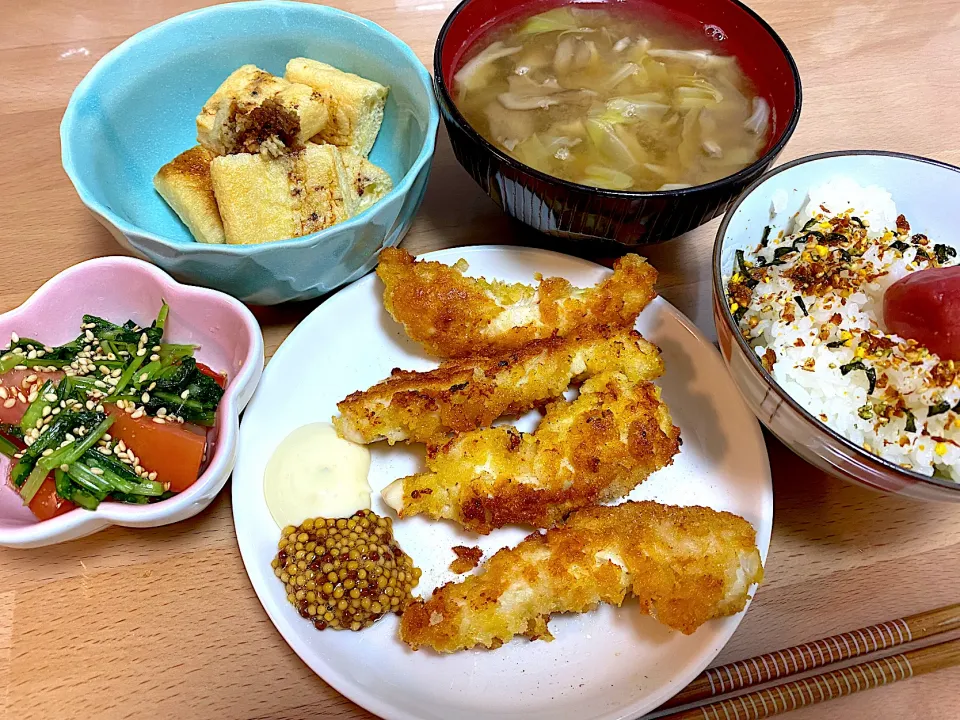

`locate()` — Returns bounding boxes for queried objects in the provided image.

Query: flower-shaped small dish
[0,256,264,547]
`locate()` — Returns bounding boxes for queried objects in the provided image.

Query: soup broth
[453,6,770,192]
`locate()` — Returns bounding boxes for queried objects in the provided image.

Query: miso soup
[453,6,770,192]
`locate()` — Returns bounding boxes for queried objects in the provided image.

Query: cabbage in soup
[453,6,770,192]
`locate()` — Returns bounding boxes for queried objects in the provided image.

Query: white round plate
[233,246,772,720]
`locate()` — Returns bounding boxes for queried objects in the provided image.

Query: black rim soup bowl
[434,0,802,247]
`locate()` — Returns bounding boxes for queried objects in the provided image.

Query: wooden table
[2,0,960,718]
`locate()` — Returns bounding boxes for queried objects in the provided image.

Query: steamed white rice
[728,179,960,480]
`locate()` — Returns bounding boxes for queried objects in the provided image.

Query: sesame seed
[151,345,161,352]
[125,404,135,415]
[44,393,57,402]
[85,330,95,341]
[13,365,26,371]
[131,408,144,419]
[25,374,37,384]
[41,449,53,457]
[148,471,158,481]
[0,388,6,399]
[3,398,15,408]
[11,348,23,356]
[24,437,34,447]
[134,464,143,474]
[116,440,126,451]
[99,446,112,455]
[149,354,160,362]
[138,373,149,384]
[89,467,104,476]
[96,404,104,412]
[94,380,107,389]
[140,333,148,344]
[111,368,122,378]
[59,463,69,471]
[17,393,26,403]
[41,406,51,417]
[102,433,112,442]
[157,407,167,417]
[26,350,37,360]
[148,382,156,391]
[51,407,60,416]
[27,392,38,404]
[136,348,147,357]
[65,433,76,442]
[98,365,109,375]
[141,392,150,403]
[43,346,52,353]
[152,417,166,424]
[180,389,190,399]
[35,418,43,429]
[85,400,95,410]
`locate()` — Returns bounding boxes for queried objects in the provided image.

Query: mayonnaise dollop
[263,422,371,528]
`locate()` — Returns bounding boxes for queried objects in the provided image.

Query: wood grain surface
[2,1,960,718]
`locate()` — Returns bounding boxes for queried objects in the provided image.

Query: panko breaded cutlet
[399,501,764,653]
[376,248,658,359]
[381,372,681,534]
[334,326,663,446]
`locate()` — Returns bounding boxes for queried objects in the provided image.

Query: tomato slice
[0,369,65,424]
[196,362,227,389]
[27,474,76,521]
[106,405,208,493]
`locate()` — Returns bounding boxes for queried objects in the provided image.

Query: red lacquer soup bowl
[434,0,802,247]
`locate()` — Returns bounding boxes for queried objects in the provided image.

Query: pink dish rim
[0,256,264,546]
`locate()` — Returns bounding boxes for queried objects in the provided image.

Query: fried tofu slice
[285,58,389,157]
[335,326,662,446]
[399,501,764,653]
[209,143,356,245]
[153,146,225,245]
[341,150,393,214]
[196,65,329,156]
[377,248,658,359]
[381,372,680,533]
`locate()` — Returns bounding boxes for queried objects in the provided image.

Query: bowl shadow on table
[765,430,960,549]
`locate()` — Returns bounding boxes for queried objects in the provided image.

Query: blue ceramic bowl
[61,1,439,305]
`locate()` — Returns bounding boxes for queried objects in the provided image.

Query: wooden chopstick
[657,637,960,720]
[660,602,960,710]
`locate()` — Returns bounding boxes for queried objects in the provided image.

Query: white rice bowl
[728,179,960,480]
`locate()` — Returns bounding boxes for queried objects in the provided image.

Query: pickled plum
[884,266,960,360]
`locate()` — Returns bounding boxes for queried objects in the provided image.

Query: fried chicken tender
[377,248,658,359]
[334,326,663,446]
[381,372,680,533]
[399,501,764,653]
